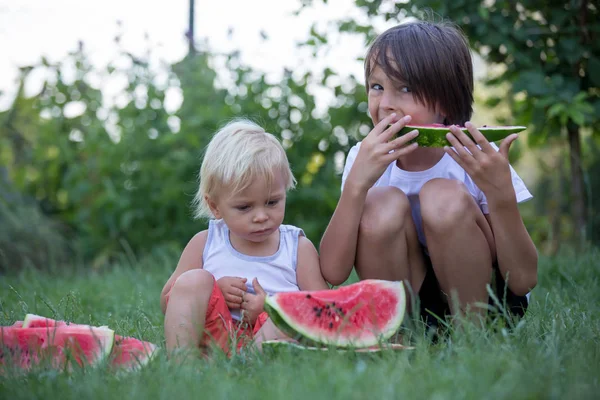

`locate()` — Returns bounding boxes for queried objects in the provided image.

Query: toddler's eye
[267,200,279,207]
[236,205,250,211]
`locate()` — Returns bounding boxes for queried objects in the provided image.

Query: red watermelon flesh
[112,336,158,370]
[264,279,406,348]
[21,314,158,370]
[0,325,114,370]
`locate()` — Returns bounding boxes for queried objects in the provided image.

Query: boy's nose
[380,92,398,113]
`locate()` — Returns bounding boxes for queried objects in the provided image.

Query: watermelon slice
[111,336,158,370]
[264,279,406,348]
[397,124,527,147]
[18,314,158,370]
[0,325,115,370]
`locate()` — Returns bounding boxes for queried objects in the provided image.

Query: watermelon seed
[326,305,330,309]
[313,307,318,312]
[329,322,333,329]
[306,294,312,299]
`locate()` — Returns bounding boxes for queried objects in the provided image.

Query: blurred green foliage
[0,35,369,271]
[1,1,599,272]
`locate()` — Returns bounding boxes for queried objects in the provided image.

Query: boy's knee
[360,187,411,237]
[420,179,475,232]
[171,269,214,295]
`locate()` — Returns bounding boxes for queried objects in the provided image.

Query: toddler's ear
[205,195,221,219]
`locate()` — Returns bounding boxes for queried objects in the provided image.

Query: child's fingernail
[404,115,411,122]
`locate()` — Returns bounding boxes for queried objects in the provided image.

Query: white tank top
[202,219,303,320]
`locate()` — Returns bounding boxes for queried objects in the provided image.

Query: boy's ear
[205,195,221,219]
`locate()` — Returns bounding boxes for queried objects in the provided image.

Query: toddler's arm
[160,230,208,314]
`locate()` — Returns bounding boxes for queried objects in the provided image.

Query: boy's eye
[400,86,411,93]
[370,83,383,91]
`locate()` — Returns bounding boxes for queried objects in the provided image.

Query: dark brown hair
[364,20,474,125]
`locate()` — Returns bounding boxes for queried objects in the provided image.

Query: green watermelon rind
[261,339,414,354]
[264,280,406,348]
[397,125,527,147]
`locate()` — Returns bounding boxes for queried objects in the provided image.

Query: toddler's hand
[217,276,247,309]
[347,114,419,193]
[241,278,267,325]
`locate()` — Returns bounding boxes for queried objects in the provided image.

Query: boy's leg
[164,269,215,356]
[420,179,495,321]
[355,186,427,311]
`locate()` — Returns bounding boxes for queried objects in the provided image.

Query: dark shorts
[418,252,529,330]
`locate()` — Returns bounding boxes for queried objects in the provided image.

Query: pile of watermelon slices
[1,313,158,372]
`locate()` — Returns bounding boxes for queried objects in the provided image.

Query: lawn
[1,248,599,399]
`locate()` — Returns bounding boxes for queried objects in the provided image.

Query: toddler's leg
[164,269,214,356]
[252,318,295,350]
[420,179,495,320]
[355,187,427,310]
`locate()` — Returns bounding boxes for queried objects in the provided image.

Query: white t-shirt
[341,142,534,248]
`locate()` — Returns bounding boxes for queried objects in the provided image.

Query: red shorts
[165,277,268,354]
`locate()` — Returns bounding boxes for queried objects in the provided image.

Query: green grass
[1,248,599,399]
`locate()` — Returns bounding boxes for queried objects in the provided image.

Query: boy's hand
[347,114,419,193]
[241,278,267,324]
[444,121,518,207]
[217,276,247,309]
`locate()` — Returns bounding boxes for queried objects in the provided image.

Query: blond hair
[192,119,296,219]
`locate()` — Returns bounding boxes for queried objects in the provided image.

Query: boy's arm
[318,182,368,286]
[319,114,418,286]
[485,197,538,296]
[296,236,330,291]
[160,230,208,314]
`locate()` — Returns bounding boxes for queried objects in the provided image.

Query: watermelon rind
[261,339,414,353]
[264,280,406,348]
[397,125,527,147]
[89,326,116,365]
